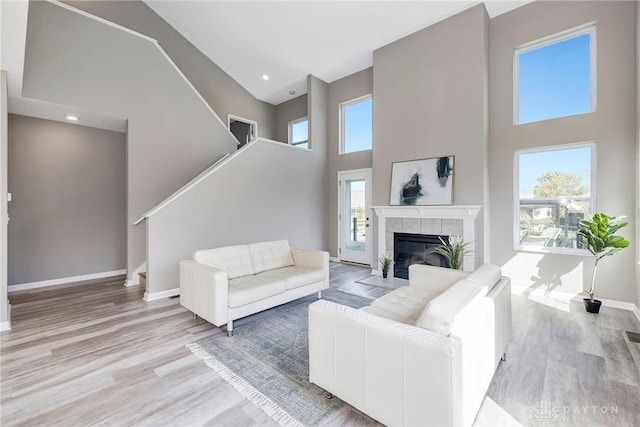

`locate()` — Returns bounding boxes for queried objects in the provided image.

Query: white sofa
[180,240,329,336]
[309,263,511,427]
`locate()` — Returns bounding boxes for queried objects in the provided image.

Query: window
[516,143,594,253]
[288,117,308,149]
[340,95,372,154]
[515,24,595,125]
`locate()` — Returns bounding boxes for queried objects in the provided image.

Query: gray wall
[63,0,277,139]
[7,114,126,285]
[372,5,489,264]
[275,94,307,143]
[490,1,636,303]
[635,2,640,316]
[308,75,331,252]
[1,71,8,328]
[22,1,238,283]
[147,139,329,293]
[327,67,373,258]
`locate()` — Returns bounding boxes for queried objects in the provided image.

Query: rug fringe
[186,343,306,427]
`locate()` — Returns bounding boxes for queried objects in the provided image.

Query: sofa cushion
[248,240,294,274]
[257,266,325,290]
[193,245,254,279]
[369,286,440,324]
[409,264,469,294]
[415,278,483,335]
[465,263,501,296]
[358,305,415,325]
[227,275,286,308]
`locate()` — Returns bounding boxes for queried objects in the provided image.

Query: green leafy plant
[577,213,629,301]
[379,254,393,278]
[433,235,470,270]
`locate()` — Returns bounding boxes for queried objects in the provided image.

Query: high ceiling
[0,0,532,130]
[144,1,533,105]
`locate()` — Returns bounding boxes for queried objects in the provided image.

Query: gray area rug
[188,288,381,427]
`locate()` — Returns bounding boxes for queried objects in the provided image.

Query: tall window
[515,24,596,125]
[288,117,308,149]
[340,95,372,154]
[516,143,594,253]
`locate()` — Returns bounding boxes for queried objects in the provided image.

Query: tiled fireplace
[372,206,482,274]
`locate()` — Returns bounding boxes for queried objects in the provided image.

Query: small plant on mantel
[576,213,629,314]
[379,254,393,278]
[432,235,470,270]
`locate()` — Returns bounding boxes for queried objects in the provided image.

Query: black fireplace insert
[393,232,449,279]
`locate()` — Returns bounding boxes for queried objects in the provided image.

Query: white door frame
[227,114,257,145]
[337,168,372,265]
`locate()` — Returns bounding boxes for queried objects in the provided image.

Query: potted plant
[433,235,470,270]
[379,254,393,278]
[577,213,629,313]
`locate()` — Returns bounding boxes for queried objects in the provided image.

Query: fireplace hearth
[393,232,449,279]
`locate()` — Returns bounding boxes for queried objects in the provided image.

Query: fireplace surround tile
[386,217,402,232]
[420,218,442,235]
[442,219,464,236]
[402,218,421,234]
[385,232,394,256]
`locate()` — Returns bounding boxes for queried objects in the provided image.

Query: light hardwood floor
[1,264,639,426]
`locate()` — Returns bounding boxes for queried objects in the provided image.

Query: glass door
[338,169,372,265]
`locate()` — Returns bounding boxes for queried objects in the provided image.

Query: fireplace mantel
[372,205,482,273]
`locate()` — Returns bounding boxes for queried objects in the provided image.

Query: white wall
[490,1,637,303]
[146,139,329,295]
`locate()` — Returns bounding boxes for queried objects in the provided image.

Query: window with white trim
[516,143,594,252]
[515,24,596,125]
[288,117,308,149]
[340,95,372,154]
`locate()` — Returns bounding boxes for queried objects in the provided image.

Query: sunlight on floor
[511,286,573,313]
[475,396,524,427]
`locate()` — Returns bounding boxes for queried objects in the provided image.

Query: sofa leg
[317,290,322,299]
[501,353,506,362]
[226,321,233,337]
[192,313,197,319]
[325,392,333,399]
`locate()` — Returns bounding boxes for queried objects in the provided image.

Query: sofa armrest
[179,260,229,326]
[309,300,462,427]
[409,264,469,294]
[291,248,330,289]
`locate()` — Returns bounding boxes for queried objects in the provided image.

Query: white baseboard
[511,285,637,311]
[8,269,127,292]
[329,257,340,263]
[1,302,11,331]
[633,305,640,324]
[125,262,146,287]
[144,287,179,302]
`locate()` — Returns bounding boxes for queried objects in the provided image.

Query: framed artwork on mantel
[389,156,454,206]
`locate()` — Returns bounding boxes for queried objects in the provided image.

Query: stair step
[139,272,146,279]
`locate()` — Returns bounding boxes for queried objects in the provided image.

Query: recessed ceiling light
[289,90,296,95]
[65,115,79,121]
[262,74,269,81]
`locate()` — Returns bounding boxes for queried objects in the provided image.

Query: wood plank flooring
[1,264,639,426]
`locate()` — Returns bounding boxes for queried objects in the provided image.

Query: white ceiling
[0,0,126,132]
[145,0,533,105]
[0,0,532,129]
